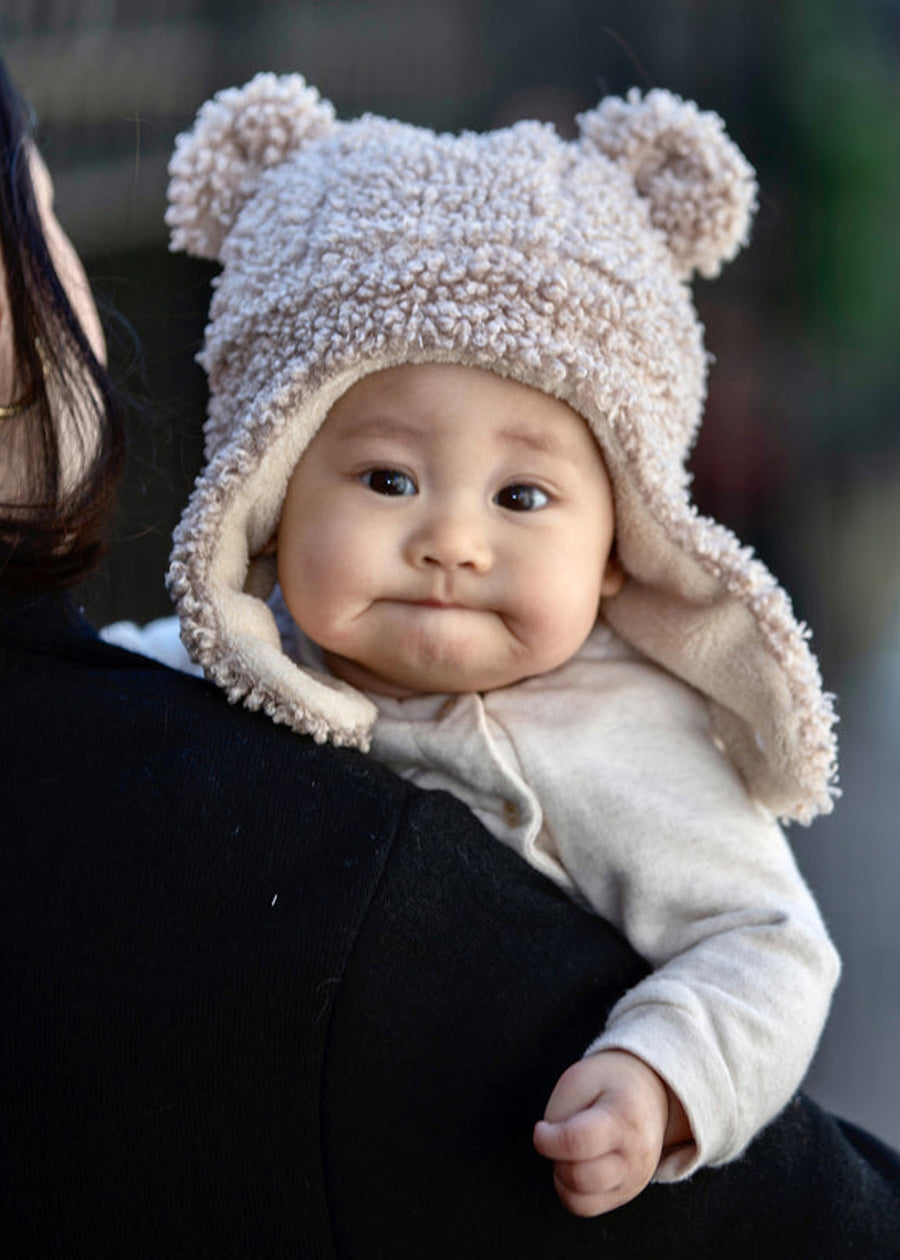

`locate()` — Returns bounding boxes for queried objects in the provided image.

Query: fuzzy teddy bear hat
[166,72,837,824]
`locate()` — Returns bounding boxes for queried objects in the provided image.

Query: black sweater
[1,594,898,1259]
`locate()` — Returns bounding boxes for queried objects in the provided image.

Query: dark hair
[0,58,125,592]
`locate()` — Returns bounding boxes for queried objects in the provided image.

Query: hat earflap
[166,73,336,261]
[578,88,757,280]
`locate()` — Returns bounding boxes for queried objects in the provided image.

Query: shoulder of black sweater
[0,586,428,1256]
[0,586,416,843]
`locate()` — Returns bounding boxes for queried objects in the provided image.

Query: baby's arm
[494,650,840,1182]
[533,1050,691,1216]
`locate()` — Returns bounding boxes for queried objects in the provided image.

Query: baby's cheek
[526,574,601,663]
[318,533,373,599]
[278,537,330,624]
[305,523,377,623]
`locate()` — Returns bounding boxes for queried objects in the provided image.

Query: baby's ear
[166,72,336,260]
[578,88,757,279]
[601,551,625,599]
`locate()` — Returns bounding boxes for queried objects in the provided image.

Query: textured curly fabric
[165,74,837,823]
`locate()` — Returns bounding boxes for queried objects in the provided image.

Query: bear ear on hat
[166,73,336,261]
[578,87,757,280]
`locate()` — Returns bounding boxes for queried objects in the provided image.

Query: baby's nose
[408,508,492,572]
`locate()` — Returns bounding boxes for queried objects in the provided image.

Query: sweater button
[502,800,520,827]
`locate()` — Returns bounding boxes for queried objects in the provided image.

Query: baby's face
[277,362,621,697]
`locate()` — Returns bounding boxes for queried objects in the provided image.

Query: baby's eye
[361,468,417,496]
[494,483,550,512]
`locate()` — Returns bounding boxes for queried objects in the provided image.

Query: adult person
[1,57,899,1259]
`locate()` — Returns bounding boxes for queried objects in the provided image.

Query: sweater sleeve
[490,644,841,1181]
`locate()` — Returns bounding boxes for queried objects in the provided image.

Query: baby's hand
[533,1049,682,1217]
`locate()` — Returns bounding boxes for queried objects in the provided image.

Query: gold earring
[0,385,38,418]
[0,339,47,418]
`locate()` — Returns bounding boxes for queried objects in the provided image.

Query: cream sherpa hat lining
[165,73,838,824]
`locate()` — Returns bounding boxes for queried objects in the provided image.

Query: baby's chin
[322,647,551,698]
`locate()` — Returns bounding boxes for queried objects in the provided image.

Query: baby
[111,76,841,1215]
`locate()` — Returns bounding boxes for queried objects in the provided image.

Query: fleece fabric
[163,74,837,824]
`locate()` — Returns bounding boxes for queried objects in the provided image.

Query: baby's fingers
[533,1106,616,1163]
[551,1153,631,1218]
[534,1095,662,1216]
[535,1111,630,1216]
[541,1058,606,1125]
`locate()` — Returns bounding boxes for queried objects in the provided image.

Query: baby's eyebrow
[497,426,569,458]
[334,415,574,460]
[336,417,423,444]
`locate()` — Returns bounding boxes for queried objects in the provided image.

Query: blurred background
[4,0,899,1147]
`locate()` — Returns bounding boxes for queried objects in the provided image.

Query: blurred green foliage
[781,0,900,387]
